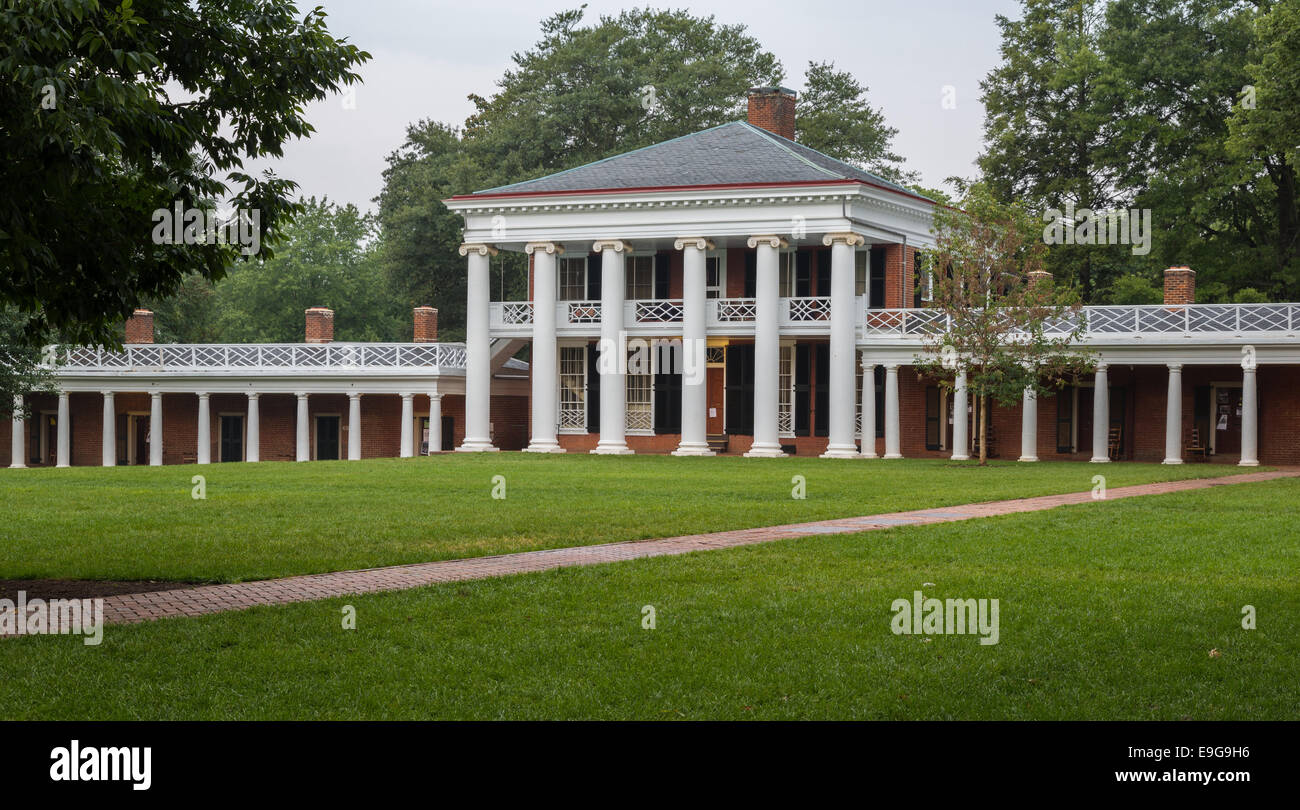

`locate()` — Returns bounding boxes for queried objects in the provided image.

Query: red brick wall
[747,88,796,140]
[305,308,334,343]
[883,244,916,309]
[125,310,154,344]
[1163,268,1196,305]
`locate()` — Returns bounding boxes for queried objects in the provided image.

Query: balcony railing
[862,303,1300,339]
[47,343,468,372]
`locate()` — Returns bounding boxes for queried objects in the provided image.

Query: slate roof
[468,122,930,201]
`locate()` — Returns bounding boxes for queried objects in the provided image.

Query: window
[855,250,868,297]
[778,345,794,436]
[868,247,886,309]
[1056,386,1074,453]
[559,346,586,432]
[925,387,941,450]
[626,255,655,300]
[778,249,796,297]
[626,367,652,432]
[559,256,588,301]
[705,254,725,299]
[917,251,933,303]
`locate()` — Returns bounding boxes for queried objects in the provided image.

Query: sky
[247,0,1024,211]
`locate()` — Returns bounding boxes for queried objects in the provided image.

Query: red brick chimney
[747,87,797,141]
[413,306,438,343]
[305,307,334,343]
[125,309,155,344]
[1163,267,1195,306]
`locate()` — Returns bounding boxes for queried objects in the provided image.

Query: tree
[0,308,55,419]
[796,61,913,184]
[913,185,1093,464]
[979,0,1131,300]
[217,199,403,343]
[1103,273,1163,305]
[0,0,369,349]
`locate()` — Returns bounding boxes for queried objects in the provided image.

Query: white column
[98,391,114,467]
[57,391,71,467]
[591,239,633,454]
[348,392,362,460]
[295,392,310,462]
[860,357,877,459]
[525,242,565,452]
[1240,365,1259,466]
[399,392,415,458]
[952,371,970,461]
[1090,364,1110,463]
[745,235,787,457]
[821,233,865,458]
[149,392,163,466]
[884,364,902,459]
[673,237,714,456]
[1163,363,1182,464]
[246,392,260,462]
[428,392,442,455]
[458,242,499,451]
[10,395,25,468]
[1018,386,1038,462]
[196,392,211,465]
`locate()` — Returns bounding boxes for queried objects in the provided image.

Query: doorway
[706,366,725,435]
[219,414,244,462]
[315,415,341,460]
[1209,383,1243,456]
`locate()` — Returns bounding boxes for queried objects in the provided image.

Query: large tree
[0,0,369,350]
[216,198,402,343]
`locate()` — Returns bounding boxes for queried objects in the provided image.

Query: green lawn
[1,477,1295,720]
[0,455,1264,582]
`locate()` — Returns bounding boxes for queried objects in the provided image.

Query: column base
[820,445,860,459]
[58,463,71,469]
[1238,459,1259,467]
[1089,456,1110,463]
[590,443,634,455]
[456,439,499,452]
[744,443,787,458]
[861,452,879,459]
[882,453,904,460]
[671,442,715,456]
[523,440,566,453]
[9,463,26,469]
[951,454,970,461]
[1162,458,1183,465]
[1018,455,1038,462]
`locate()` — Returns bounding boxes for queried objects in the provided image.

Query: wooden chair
[1184,427,1208,460]
[1107,426,1122,461]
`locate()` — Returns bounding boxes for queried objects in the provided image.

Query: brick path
[14,469,1299,631]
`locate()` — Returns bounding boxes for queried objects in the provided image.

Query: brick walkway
[18,469,1300,631]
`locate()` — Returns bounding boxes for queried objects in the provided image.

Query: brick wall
[746,87,796,140]
[1163,267,1196,305]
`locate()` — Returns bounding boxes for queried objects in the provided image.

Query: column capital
[458,243,499,257]
[99,389,113,398]
[399,391,414,400]
[428,391,443,402]
[247,391,260,401]
[197,391,210,399]
[591,239,632,253]
[348,391,362,401]
[1095,362,1109,373]
[884,363,900,372]
[747,235,789,249]
[524,241,565,256]
[150,391,163,400]
[859,356,876,371]
[1167,363,1183,372]
[1242,364,1257,375]
[295,391,309,400]
[673,237,715,251]
[821,232,866,248]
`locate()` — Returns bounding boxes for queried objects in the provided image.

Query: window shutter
[796,250,812,297]
[744,251,756,298]
[586,263,602,300]
[813,344,830,437]
[794,344,811,436]
[654,253,670,300]
[587,342,601,432]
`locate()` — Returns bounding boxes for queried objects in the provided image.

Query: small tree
[914,185,1093,465]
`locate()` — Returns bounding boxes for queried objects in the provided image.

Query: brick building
[6,88,1296,468]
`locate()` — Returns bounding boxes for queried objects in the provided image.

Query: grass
[1,476,1295,720]
[0,454,1261,582]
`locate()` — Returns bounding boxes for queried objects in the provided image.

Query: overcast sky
[248,0,1023,211]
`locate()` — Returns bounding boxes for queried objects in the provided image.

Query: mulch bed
[0,579,202,602]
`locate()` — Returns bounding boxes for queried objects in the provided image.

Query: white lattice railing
[785,297,831,322]
[634,299,683,323]
[48,343,467,372]
[625,407,653,432]
[559,402,586,431]
[567,301,602,324]
[712,298,757,322]
[778,404,793,436]
[862,303,1300,339]
[500,302,534,325]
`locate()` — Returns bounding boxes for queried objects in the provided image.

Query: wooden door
[706,366,725,434]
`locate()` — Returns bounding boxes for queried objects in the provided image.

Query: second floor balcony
[490,297,847,338]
